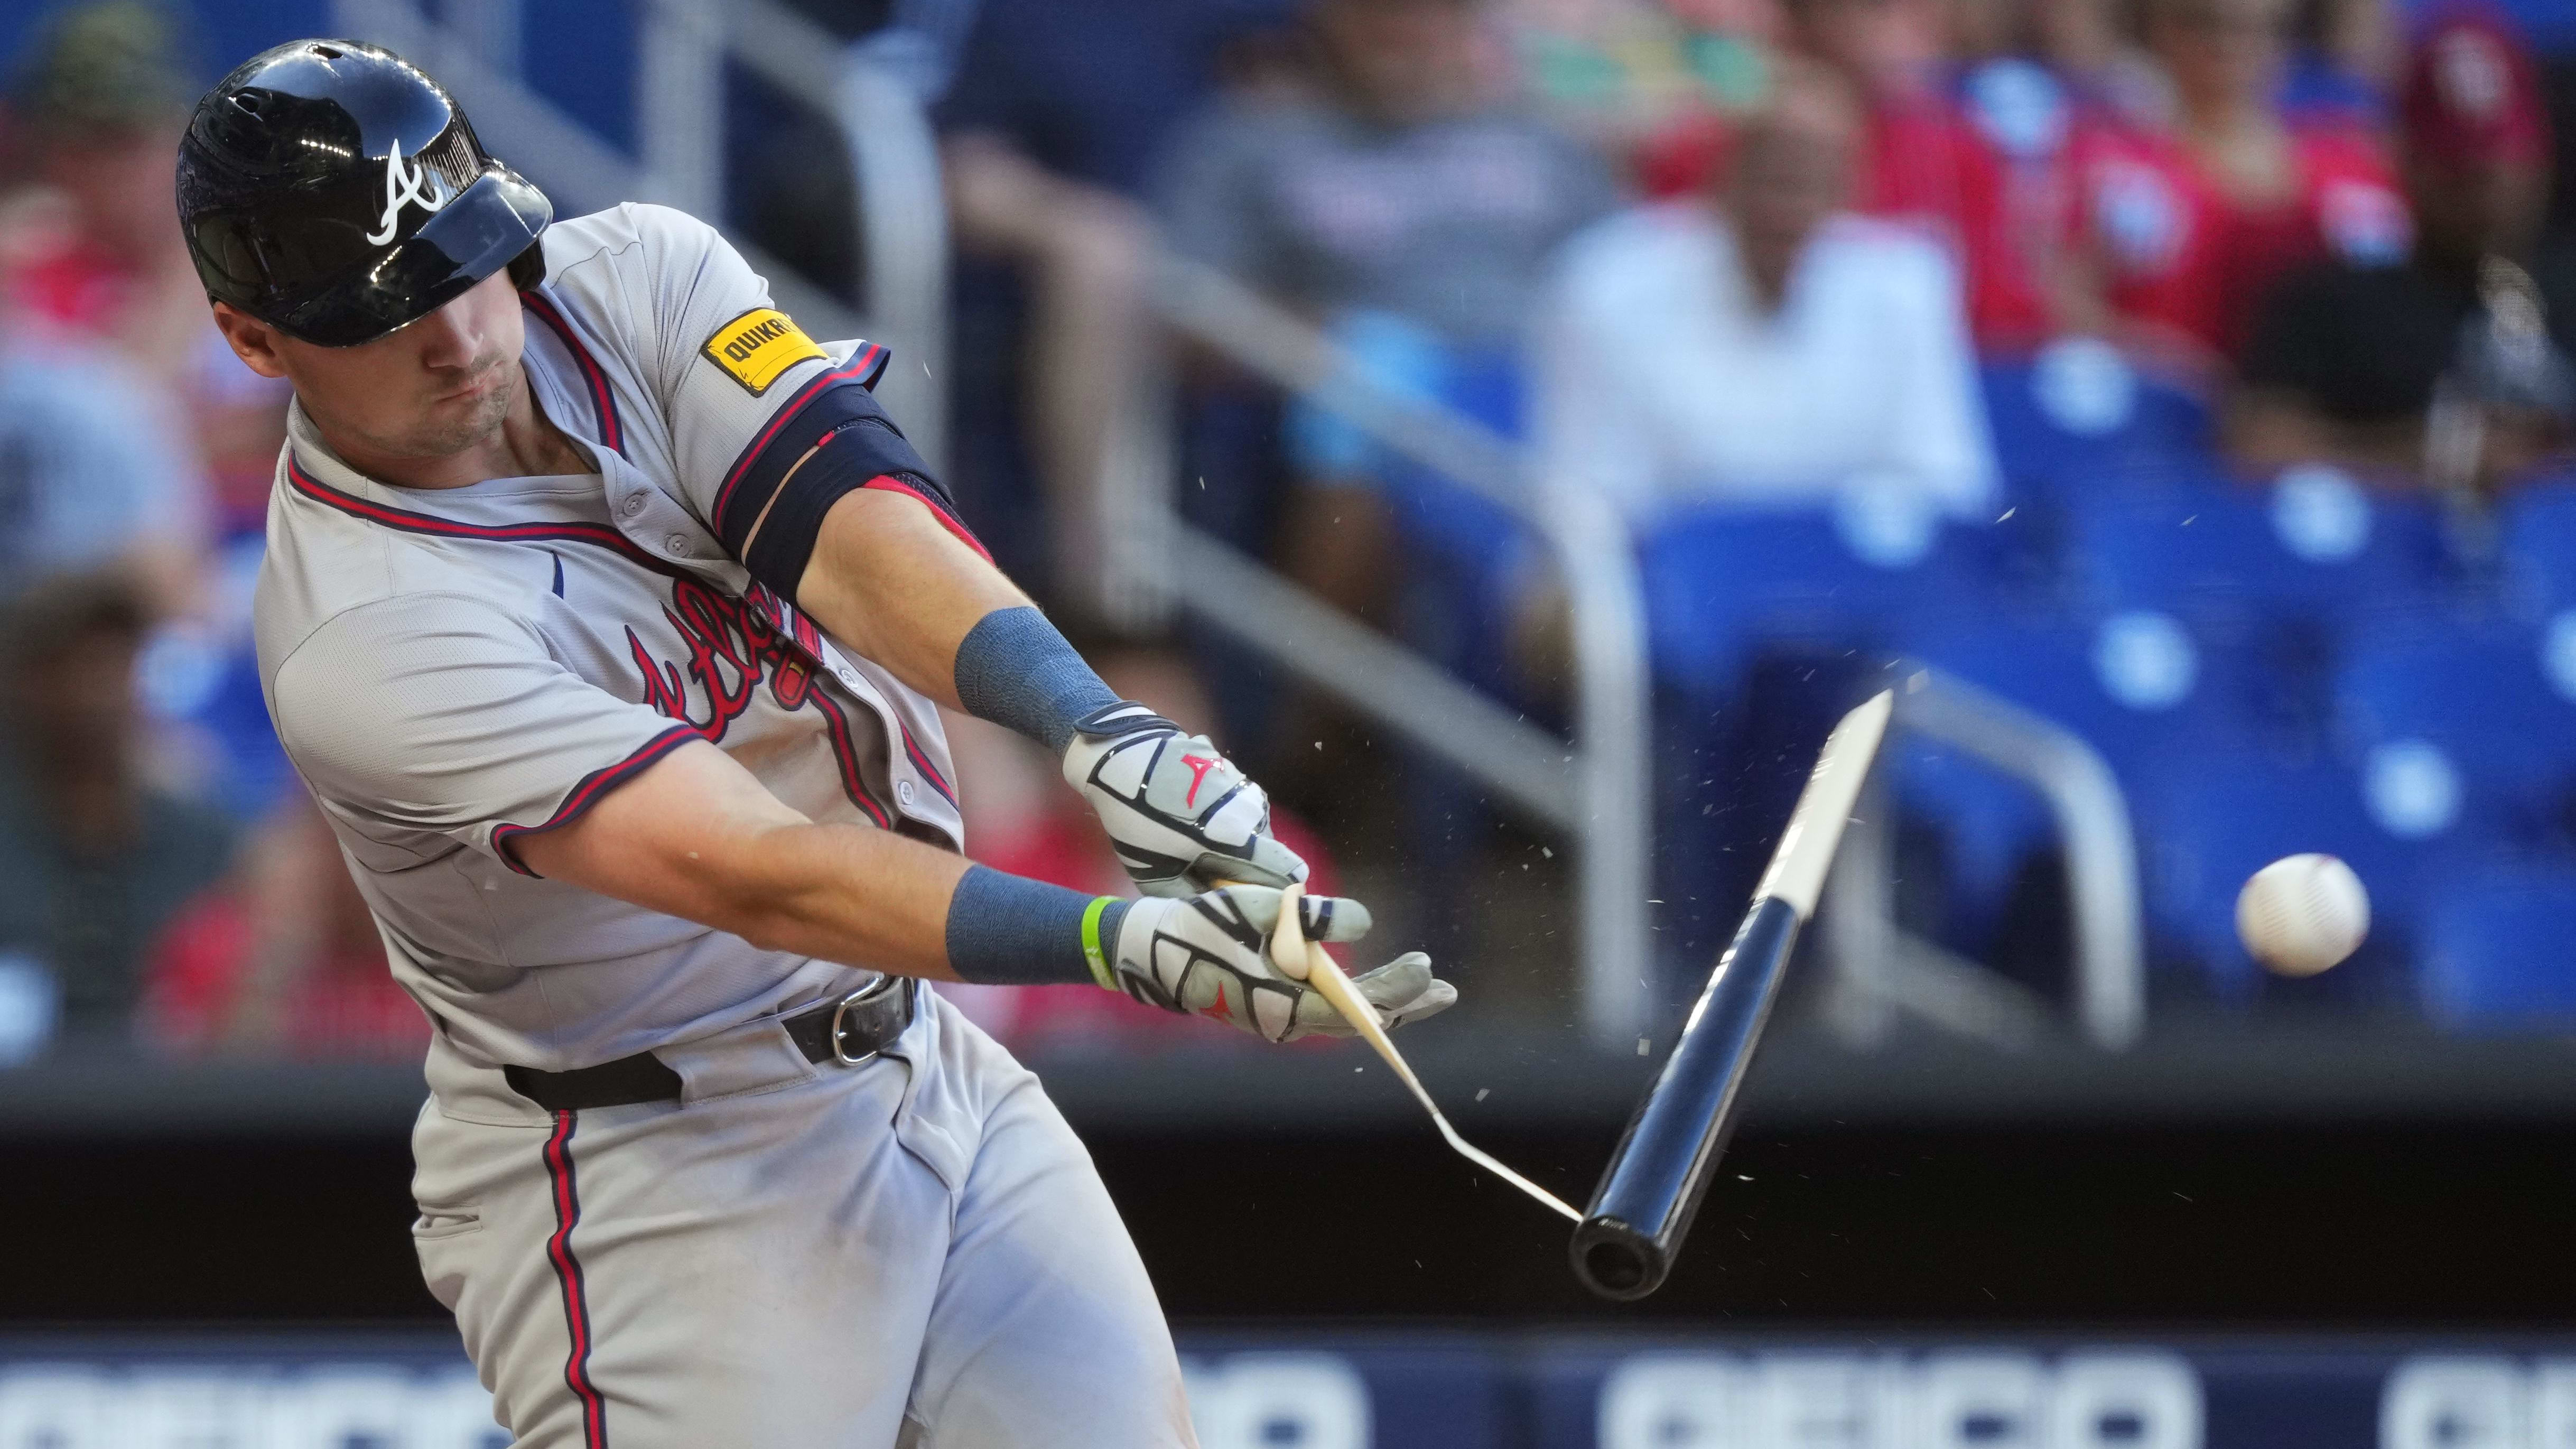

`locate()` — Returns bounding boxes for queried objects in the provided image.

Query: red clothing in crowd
[143,893,428,1059]
[9,242,131,338]
[2080,121,2410,357]
[1859,96,2057,348]
[1635,68,2410,362]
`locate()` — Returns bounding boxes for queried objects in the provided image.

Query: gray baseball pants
[408,987,1198,1447]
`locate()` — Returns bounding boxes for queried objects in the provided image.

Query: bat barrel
[1571,894,1805,1301]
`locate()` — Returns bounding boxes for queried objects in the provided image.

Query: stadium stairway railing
[318,0,2147,1053]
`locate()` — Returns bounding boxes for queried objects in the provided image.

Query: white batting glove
[1063,703,1309,897]
[1104,885,1459,1043]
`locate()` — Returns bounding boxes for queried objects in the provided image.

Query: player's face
[214,269,528,466]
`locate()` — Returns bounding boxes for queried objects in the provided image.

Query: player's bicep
[504,736,811,927]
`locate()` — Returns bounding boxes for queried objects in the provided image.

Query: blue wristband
[952,607,1121,755]
[944,863,1128,987]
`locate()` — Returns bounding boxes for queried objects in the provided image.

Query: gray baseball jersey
[255,202,1198,1446]
[256,202,973,1072]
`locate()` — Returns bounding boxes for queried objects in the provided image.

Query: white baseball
[2235,853,2370,977]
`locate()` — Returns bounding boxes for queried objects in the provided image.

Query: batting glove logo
[1063,704,1309,897]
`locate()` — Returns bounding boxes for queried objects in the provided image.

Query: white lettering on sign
[2378,1357,2576,1449]
[0,1364,504,1448]
[1598,1350,2203,1449]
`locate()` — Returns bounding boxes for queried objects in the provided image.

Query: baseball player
[179,40,1457,1448]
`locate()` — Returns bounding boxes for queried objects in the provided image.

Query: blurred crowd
[0,0,2566,1064]
[0,3,424,1067]
[928,0,2576,1026]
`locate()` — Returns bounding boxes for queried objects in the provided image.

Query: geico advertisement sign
[1594,1351,2201,1448]
[0,1367,501,1446]
[5,1349,2575,1447]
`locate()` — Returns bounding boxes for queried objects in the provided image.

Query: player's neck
[323,371,590,491]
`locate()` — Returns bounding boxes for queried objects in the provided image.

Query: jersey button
[665,534,692,555]
[897,779,917,806]
[620,494,645,516]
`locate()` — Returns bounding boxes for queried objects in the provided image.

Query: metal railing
[1822,671,2146,1051]
[1148,261,1657,1044]
[323,0,2146,1054]
[324,0,1654,1043]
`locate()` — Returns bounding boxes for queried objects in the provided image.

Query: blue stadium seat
[2497,477,2576,619]
[2070,467,2450,628]
[2066,466,2454,743]
[1639,504,2002,708]
[2132,752,2453,1002]
[2418,863,2576,1028]
[1891,612,2262,950]
[1978,340,2210,503]
[2333,619,2576,848]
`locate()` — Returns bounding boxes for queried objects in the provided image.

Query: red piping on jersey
[285,458,681,579]
[807,690,897,831]
[287,459,910,837]
[899,724,956,807]
[542,1110,612,1449]
[860,473,991,564]
[494,725,700,877]
[522,290,624,452]
[710,347,887,525]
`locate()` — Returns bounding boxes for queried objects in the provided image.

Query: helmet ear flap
[506,241,546,293]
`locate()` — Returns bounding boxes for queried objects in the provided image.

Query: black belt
[504,978,916,1112]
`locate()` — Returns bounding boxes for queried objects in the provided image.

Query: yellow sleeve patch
[702,307,827,396]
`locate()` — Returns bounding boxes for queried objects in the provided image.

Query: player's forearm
[703,818,973,979]
[797,489,1123,753]
[796,488,1029,711]
[513,739,1123,988]
[704,822,1127,989]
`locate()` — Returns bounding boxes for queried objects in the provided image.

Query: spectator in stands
[2232,2,2573,485]
[0,573,234,1049]
[1534,59,1996,524]
[1502,0,1782,186]
[1784,0,2065,346]
[2089,0,2409,362]
[142,804,421,1060]
[1157,0,1616,625]
[8,7,299,819]
[0,182,207,617]
[937,0,1296,627]
[6,2,280,546]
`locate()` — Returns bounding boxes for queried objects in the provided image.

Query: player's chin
[404,387,513,456]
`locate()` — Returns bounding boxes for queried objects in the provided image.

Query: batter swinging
[179,39,1455,1447]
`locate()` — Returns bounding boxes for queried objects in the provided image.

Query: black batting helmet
[176,39,551,347]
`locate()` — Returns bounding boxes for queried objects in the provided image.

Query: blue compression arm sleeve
[952,607,1121,755]
[944,863,1129,988]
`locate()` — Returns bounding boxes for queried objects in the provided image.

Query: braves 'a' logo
[366,137,452,246]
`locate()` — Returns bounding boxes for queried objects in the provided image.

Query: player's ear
[209,302,291,379]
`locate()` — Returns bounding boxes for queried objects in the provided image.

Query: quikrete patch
[703,308,827,395]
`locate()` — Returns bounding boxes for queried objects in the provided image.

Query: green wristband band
[1080,896,1118,991]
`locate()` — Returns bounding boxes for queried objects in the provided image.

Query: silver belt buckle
[829,977,902,1067]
